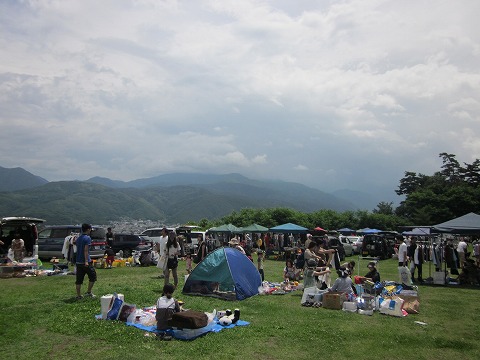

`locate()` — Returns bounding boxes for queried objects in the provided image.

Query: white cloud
[0,0,479,201]
[294,164,308,171]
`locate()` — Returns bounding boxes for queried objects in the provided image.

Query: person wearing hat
[304,234,313,250]
[229,237,246,255]
[328,267,355,295]
[303,258,331,289]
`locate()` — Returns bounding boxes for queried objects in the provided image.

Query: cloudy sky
[1,0,479,202]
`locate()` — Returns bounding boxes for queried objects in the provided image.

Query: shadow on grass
[63,296,99,304]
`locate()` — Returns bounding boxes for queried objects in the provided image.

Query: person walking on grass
[75,223,97,300]
[164,231,181,289]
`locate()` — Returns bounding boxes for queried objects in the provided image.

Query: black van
[0,217,45,259]
[111,234,148,257]
[37,225,107,260]
[361,232,397,260]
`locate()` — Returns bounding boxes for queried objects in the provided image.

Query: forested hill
[0,177,358,224]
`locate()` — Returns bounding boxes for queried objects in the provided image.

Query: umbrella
[314,226,326,232]
[357,228,381,234]
[269,223,309,234]
[337,227,355,233]
[240,223,269,233]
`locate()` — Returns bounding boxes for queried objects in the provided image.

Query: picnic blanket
[127,318,249,340]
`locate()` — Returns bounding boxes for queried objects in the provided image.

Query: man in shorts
[75,223,97,300]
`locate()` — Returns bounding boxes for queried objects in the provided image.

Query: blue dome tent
[182,247,261,301]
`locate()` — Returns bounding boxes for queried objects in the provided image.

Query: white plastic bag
[398,266,411,285]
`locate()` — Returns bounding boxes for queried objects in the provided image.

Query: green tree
[373,201,394,215]
[395,152,480,224]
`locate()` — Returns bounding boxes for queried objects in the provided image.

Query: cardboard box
[322,292,346,310]
[398,295,420,314]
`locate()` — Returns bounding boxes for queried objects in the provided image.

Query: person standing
[397,236,409,284]
[473,241,480,267]
[11,233,25,262]
[398,236,408,267]
[412,243,424,283]
[156,227,169,278]
[75,223,97,300]
[408,237,418,281]
[106,227,114,247]
[196,234,207,263]
[164,231,181,289]
[457,238,468,269]
[257,250,265,281]
[304,234,313,251]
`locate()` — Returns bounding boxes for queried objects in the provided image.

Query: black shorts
[75,263,97,285]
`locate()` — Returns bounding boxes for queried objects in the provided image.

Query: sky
[1,0,480,203]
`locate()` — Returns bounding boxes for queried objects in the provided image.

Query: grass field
[0,254,479,360]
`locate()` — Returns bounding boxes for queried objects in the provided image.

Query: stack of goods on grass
[300,280,420,317]
[258,280,302,295]
[98,293,248,340]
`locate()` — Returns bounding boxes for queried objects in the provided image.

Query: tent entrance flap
[182,247,261,301]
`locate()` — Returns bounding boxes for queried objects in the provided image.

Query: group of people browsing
[296,237,381,296]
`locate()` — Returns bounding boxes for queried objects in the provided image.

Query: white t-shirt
[166,243,181,257]
[398,242,408,262]
[457,241,467,253]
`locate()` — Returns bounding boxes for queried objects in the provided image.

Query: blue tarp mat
[126,319,250,340]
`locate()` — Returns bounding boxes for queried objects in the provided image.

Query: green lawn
[0,254,479,360]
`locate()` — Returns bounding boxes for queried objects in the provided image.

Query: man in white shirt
[398,236,408,267]
[456,238,468,268]
[155,227,169,276]
[397,236,410,284]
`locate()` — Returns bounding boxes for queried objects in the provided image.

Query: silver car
[339,236,355,256]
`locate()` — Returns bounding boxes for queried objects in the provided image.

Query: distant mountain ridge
[0,166,48,191]
[0,167,379,224]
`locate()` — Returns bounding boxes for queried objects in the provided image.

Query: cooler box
[342,301,357,312]
[101,293,124,319]
[433,271,446,285]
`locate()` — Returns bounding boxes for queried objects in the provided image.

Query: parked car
[111,233,148,257]
[0,216,45,259]
[37,225,107,260]
[346,236,363,254]
[338,236,355,256]
[139,227,175,246]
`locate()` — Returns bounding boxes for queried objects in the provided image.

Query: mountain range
[0,166,385,224]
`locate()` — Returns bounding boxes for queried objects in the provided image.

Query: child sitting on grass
[284,259,300,282]
[156,283,180,336]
